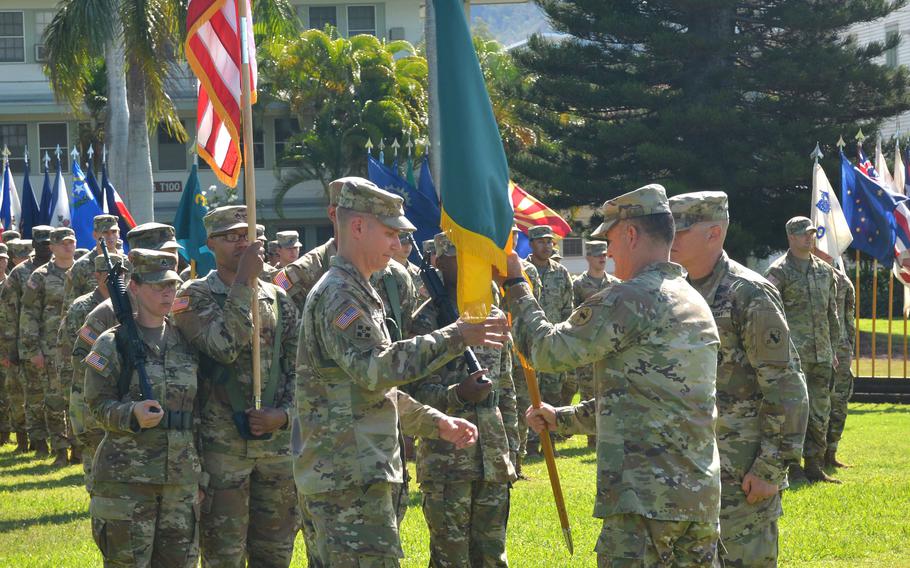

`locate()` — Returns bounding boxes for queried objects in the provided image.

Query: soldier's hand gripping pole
[102,240,159,412]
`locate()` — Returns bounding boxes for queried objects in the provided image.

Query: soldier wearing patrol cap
[2,230,20,244]
[274,230,301,268]
[267,240,279,265]
[0,238,35,450]
[570,240,620,444]
[85,248,204,567]
[670,191,809,566]
[172,204,300,567]
[391,232,428,299]
[63,214,121,304]
[127,222,182,254]
[524,224,573,455]
[518,184,722,566]
[298,178,508,566]
[0,243,9,442]
[764,216,841,483]
[20,227,78,465]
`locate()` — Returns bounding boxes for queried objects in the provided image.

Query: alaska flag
[841,151,900,265]
[0,161,20,232]
[367,155,441,258]
[173,164,215,277]
[19,159,39,237]
[38,167,53,224]
[101,162,136,245]
[70,160,104,248]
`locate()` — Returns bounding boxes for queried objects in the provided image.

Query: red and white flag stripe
[186,0,257,187]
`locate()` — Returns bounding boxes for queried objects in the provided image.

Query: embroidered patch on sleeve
[78,326,99,346]
[273,271,292,291]
[334,304,363,330]
[85,352,109,373]
[172,296,191,314]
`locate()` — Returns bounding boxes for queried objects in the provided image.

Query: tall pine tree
[512,0,910,256]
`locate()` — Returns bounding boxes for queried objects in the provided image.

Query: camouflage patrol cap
[337,178,416,232]
[7,239,31,257]
[528,225,554,240]
[422,239,436,256]
[0,243,7,258]
[94,253,125,272]
[585,241,608,256]
[50,227,76,243]
[434,231,456,257]
[93,214,119,233]
[75,248,90,259]
[592,184,671,237]
[2,230,20,243]
[128,248,181,284]
[127,222,182,251]
[32,225,53,243]
[276,230,301,248]
[268,241,279,255]
[668,191,729,231]
[256,224,266,238]
[786,216,817,235]
[204,205,248,237]
[328,176,364,206]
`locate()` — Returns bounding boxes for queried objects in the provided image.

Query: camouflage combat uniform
[530,256,573,407]
[827,267,856,457]
[570,269,619,406]
[765,250,839,464]
[510,259,540,460]
[64,248,102,304]
[508,186,722,565]
[0,253,9,437]
[0,247,39,439]
[275,237,337,313]
[173,267,299,568]
[20,252,72,451]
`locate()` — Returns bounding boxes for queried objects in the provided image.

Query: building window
[34,11,53,61]
[158,123,188,171]
[0,123,27,174]
[309,6,337,31]
[316,224,334,246]
[39,122,68,173]
[0,12,25,63]
[347,6,376,37]
[274,117,300,166]
[562,237,583,257]
[886,25,900,69]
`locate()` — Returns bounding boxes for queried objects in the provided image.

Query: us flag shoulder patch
[334,304,363,330]
[172,296,191,314]
[274,271,292,291]
[78,326,98,346]
[85,352,109,373]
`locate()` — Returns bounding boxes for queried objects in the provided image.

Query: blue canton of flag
[841,151,900,265]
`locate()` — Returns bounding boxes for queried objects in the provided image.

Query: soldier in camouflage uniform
[274,230,301,268]
[2,229,20,244]
[63,215,120,305]
[524,224,572,455]
[521,185,722,566]
[392,232,429,299]
[297,179,507,566]
[0,243,9,444]
[20,227,77,465]
[765,217,841,483]
[570,241,619,448]
[172,206,299,568]
[56,254,125,488]
[0,238,34,451]
[407,231,518,567]
[671,192,809,567]
[813,247,856,469]
[85,249,203,567]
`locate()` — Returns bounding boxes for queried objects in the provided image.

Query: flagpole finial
[365,138,374,155]
[102,144,107,165]
[23,146,28,165]
[55,144,61,160]
[1,145,9,165]
[392,138,400,157]
[810,142,823,163]
[405,137,414,157]
[855,128,866,144]
[836,135,846,151]
[70,146,79,163]
[44,151,50,170]
[87,145,94,161]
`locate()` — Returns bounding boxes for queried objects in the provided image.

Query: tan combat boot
[14,431,28,453]
[33,439,49,457]
[804,459,842,484]
[825,449,851,468]
[51,449,69,467]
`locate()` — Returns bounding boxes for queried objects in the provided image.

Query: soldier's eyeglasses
[219,233,249,243]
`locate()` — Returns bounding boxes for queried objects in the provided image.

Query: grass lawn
[1,403,909,566]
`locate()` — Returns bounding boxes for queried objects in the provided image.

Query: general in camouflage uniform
[569,241,619,442]
[20,227,78,465]
[525,225,573,455]
[63,214,120,305]
[172,206,299,568]
[407,231,518,567]
[520,185,721,565]
[765,217,841,483]
[0,238,35,451]
[57,254,124,490]
[814,248,856,468]
[297,179,502,566]
[85,249,203,567]
[670,192,809,566]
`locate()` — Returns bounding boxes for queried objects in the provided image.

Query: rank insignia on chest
[273,271,292,291]
[172,296,191,314]
[78,326,98,346]
[85,352,109,373]
[334,304,363,330]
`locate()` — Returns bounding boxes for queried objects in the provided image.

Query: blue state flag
[367,155,441,262]
[38,168,53,225]
[70,160,104,248]
[841,151,901,265]
[85,163,105,205]
[19,159,39,237]
[173,164,215,277]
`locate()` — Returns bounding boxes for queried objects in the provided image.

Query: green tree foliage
[513,0,910,257]
[263,28,428,216]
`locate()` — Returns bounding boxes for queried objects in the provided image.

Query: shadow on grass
[524,445,596,461]
[3,473,84,492]
[848,404,910,415]
[0,462,62,477]
[0,510,88,534]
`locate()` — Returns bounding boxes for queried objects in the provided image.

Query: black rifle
[102,241,160,413]
[408,235,489,384]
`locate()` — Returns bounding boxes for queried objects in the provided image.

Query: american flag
[273,270,292,291]
[333,305,362,330]
[185,0,257,187]
[85,352,108,373]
